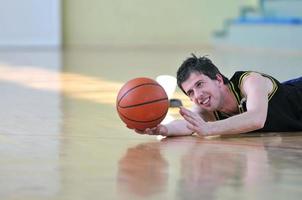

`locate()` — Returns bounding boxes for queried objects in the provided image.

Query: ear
[216,74,224,86]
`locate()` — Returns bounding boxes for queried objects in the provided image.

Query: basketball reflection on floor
[117,142,169,197]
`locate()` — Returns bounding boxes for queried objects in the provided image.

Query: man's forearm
[165,120,194,136]
[206,111,265,136]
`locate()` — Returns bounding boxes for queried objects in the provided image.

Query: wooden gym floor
[0,47,302,200]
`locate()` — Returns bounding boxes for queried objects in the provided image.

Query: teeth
[201,97,209,105]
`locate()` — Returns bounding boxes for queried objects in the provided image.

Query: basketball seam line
[118,109,169,123]
[118,98,168,108]
[117,83,162,105]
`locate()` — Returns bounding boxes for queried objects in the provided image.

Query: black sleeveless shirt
[213,71,302,132]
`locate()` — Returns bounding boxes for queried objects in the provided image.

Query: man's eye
[197,82,203,87]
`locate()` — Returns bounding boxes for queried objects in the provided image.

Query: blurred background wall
[62,0,257,47]
[1,0,302,51]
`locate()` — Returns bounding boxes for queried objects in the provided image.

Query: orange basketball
[116,77,169,131]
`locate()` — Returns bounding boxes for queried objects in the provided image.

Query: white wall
[0,0,61,48]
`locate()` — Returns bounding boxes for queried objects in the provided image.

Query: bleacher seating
[212,0,302,50]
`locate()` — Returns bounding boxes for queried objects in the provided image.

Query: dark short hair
[176,54,229,94]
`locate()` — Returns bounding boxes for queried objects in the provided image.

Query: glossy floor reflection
[0,47,301,200]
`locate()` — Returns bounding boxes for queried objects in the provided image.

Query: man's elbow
[253,118,266,130]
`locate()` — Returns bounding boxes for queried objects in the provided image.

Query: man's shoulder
[230,71,250,81]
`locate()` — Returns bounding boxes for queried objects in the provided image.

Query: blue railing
[233,17,302,25]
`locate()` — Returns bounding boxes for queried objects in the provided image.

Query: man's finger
[186,123,197,132]
[183,113,197,126]
[179,106,190,115]
[134,129,145,134]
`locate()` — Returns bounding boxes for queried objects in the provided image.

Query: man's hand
[180,106,210,136]
[134,124,169,136]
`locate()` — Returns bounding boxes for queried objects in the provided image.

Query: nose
[194,88,204,100]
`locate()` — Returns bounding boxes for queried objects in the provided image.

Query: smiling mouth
[200,97,210,106]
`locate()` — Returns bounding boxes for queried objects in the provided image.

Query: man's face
[181,72,223,111]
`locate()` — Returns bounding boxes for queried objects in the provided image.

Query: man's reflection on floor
[164,136,271,200]
[116,135,290,199]
[117,142,168,198]
[177,145,240,199]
